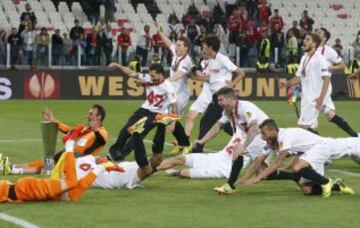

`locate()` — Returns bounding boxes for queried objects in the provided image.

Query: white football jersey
[262,128,323,156]
[208,52,238,94]
[139,73,177,113]
[219,100,269,130]
[76,155,140,189]
[169,44,193,97]
[199,59,211,97]
[295,52,331,102]
[316,45,342,75]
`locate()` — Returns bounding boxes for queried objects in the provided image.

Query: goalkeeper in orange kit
[0,118,123,203]
[3,104,108,175]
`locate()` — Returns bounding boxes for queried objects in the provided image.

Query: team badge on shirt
[245,112,253,118]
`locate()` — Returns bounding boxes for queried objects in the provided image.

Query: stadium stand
[0,0,359,68]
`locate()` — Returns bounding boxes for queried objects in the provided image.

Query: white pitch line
[0,213,40,228]
[328,169,360,177]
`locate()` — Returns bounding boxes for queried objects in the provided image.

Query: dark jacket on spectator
[70,26,84,41]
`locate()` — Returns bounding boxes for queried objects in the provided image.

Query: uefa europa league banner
[0,69,358,100]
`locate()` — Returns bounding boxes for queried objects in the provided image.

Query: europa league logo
[25,71,59,99]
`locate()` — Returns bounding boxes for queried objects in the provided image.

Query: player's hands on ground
[194,139,204,146]
[42,107,54,122]
[241,177,259,185]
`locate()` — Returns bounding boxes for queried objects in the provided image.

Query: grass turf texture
[0,100,360,228]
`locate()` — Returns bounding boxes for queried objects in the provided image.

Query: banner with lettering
[0,70,358,100]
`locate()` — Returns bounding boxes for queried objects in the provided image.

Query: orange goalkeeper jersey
[57,120,108,156]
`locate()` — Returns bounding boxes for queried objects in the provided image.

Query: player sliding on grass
[189,87,298,194]
[106,62,190,177]
[157,128,260,179]
[0,129,124,203]
[0,104,108,175]
[240,119,356,198]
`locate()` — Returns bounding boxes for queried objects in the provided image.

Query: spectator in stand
[21,22,36,66]
[256,32,271,71]
[136,25,152,67]
[75,33,87,65]
[117,27,131,66]
[244,0,258,22]
[285,30,298,62]
[332,38,344,58]
[18,15,33,35]
[88,0,102,25]
[101,24,113,65]
[257,20,268,38]
[7,28,22,66]
[167,15,181,38]
[20,3,37,28]
[299,10,314,32]
[269,9,284,33]
[225,0,237,18]
[287,21,300,39]
[152,29,165,60]
[241,20,259,67]
[85,29,101,65]
[186,18,201,57]
[270,23,285,67]
[35,28,50,66]
[227,8,241,46]
[351,31,360,58]
[0,30,7,65]
[199,8,215,34]
[51,29,63,65]
[194,26,207,58]
[70,19,84,41]
[258,0,271,26]
[213,2,225,26]
[62,32,73,65]
[104,0,116,23]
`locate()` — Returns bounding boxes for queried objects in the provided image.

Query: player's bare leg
[157,155,186,170]
[185,110,199,137]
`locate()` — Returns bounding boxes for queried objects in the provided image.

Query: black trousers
[108,108,158,161]
[195,94,233,152]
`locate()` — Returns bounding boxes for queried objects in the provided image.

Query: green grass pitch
[0,100,360,228]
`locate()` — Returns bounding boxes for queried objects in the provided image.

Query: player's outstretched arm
[237,154,268,185]
[279,77,301,89]
[243,150,288,185]
[228,68,245,88]
[328,60,346,72]
[108,62,138,78]
[189,68,209,82]
[196,121,223,145]
[155,22,172,49]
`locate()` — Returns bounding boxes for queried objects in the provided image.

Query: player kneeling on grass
[241,119,357,198]
[2,104,108,175]
[0,143,124,203]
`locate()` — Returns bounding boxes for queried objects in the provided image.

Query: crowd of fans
[0,0,359,70]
